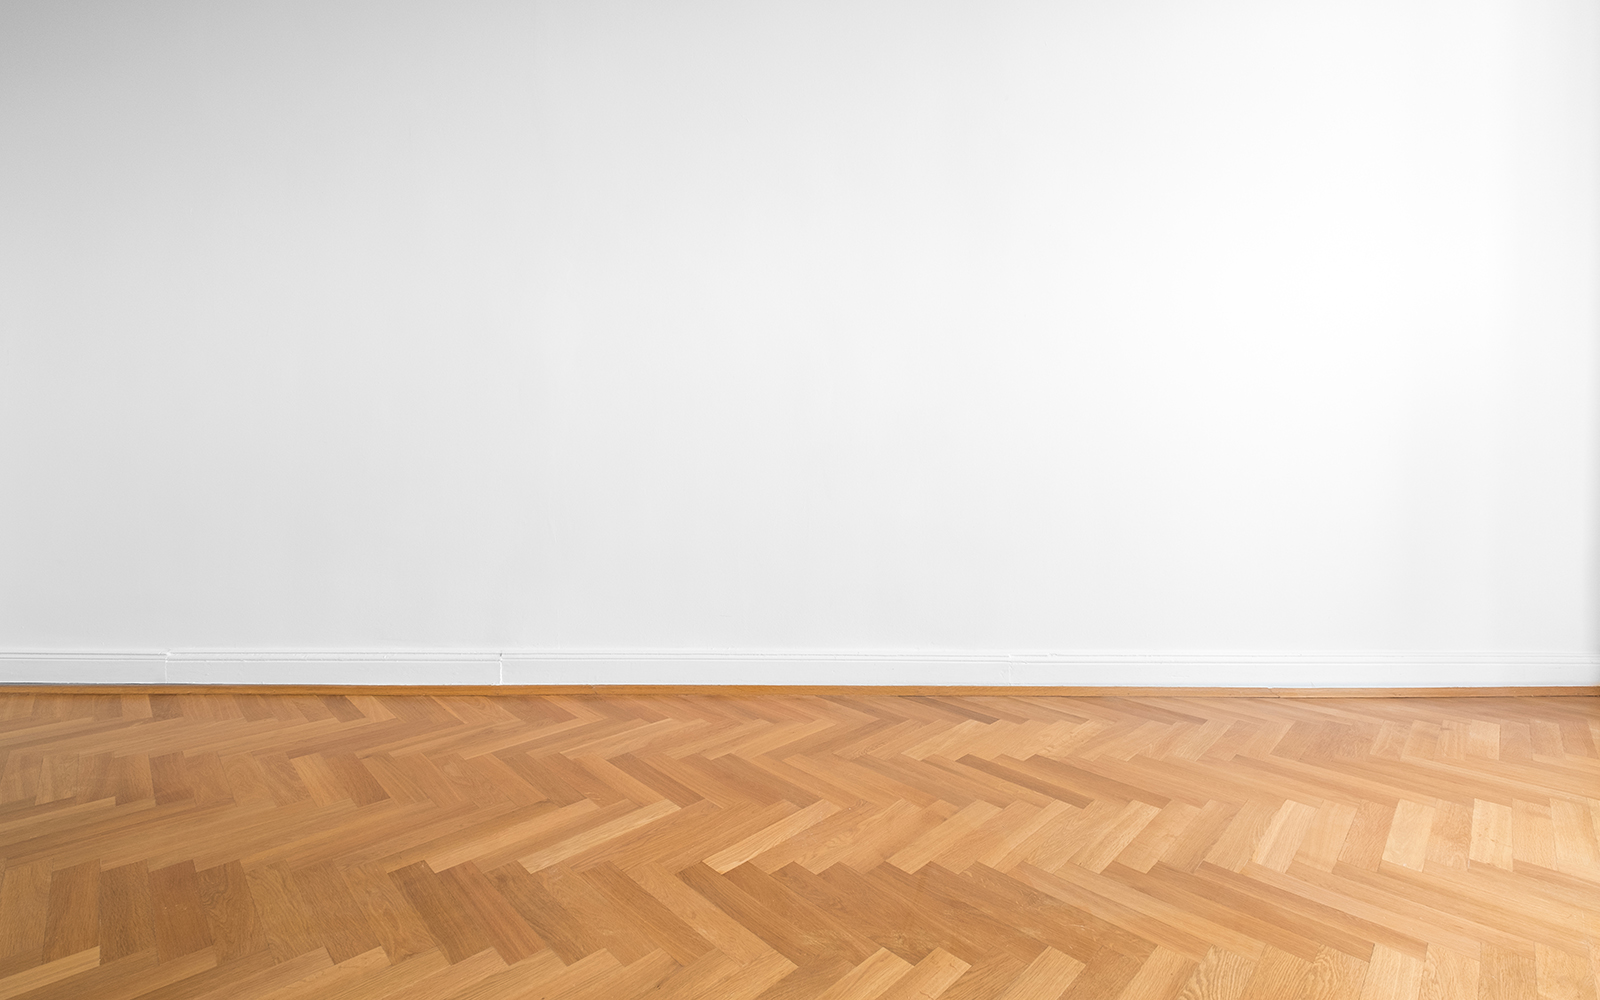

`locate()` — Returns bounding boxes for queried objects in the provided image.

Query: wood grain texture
[1418,946,1477,1000]
[0,689,1594,999]
[3,684,1597,697]
[40,860,97,962]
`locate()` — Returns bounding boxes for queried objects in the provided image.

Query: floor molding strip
[2,649,1596,689]
[0,683,1595,698]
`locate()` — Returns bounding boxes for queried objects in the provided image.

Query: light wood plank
[0,689,1592,1000]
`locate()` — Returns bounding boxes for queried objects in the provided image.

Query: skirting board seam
[1,650,1596,688]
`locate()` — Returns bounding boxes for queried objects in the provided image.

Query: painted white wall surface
[2,0,1597,685]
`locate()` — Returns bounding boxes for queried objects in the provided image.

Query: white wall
[2,0,1597,685]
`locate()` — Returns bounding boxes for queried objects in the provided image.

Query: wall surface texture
[3,0,1597,685]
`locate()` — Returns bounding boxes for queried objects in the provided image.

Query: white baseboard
[499,652,1012,687]
[165,651,503,686]
[0,653,169,684]
[2,650,1596,688]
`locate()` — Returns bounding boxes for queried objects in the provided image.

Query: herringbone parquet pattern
[0,690,1596,1000]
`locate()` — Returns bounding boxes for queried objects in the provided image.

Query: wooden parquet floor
[0,690,1597,1000]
